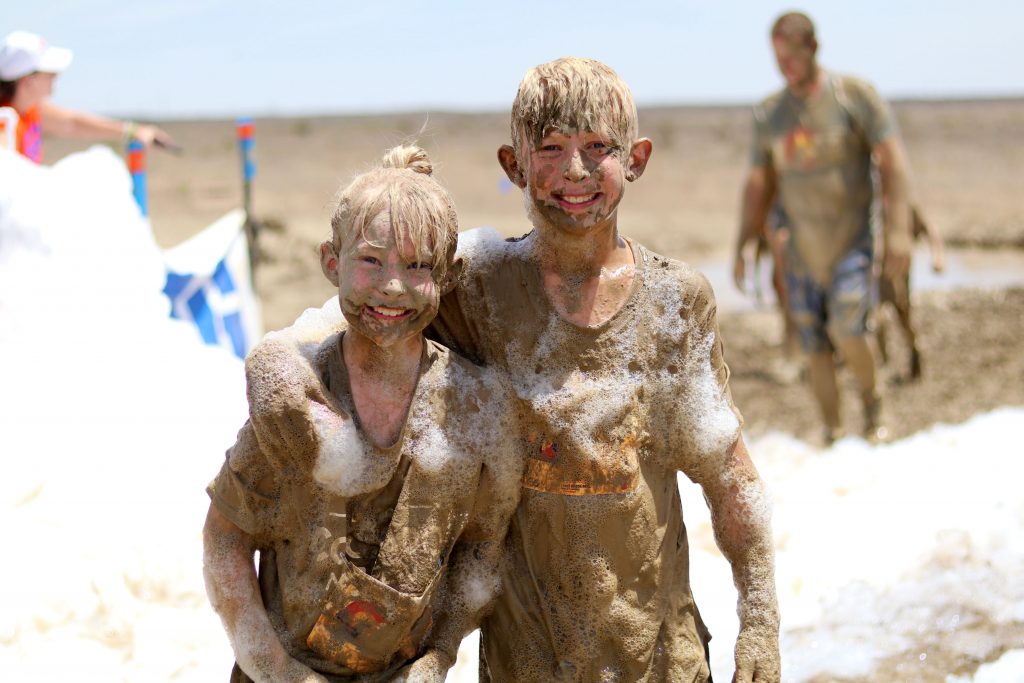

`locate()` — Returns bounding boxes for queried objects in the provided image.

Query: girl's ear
[319,240,340,286]
[442,258,465,295]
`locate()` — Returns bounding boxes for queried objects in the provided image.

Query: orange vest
[0,104,43,163]
[16,105,43,163]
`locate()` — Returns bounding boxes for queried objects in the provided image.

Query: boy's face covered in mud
[521,127,629,236]
[327,212,442,347]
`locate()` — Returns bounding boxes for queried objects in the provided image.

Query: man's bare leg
[833,334,887,440]
[807,351,842,444]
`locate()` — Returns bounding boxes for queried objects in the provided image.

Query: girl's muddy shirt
[208,313,521,680]
[428,230,743,681]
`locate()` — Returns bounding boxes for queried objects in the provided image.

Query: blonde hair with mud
[330,144,459,277]
[510,57,638,160]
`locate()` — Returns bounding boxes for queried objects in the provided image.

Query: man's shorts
[785,243,874,354]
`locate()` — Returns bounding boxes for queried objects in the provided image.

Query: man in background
[733,11,912,444]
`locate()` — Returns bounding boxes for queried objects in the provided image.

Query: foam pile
[0,148,245,680]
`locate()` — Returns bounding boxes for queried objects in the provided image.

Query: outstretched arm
[203,505,328,683]
[693,436,780,683]
[734,164,777,292]
[39,100,176,149]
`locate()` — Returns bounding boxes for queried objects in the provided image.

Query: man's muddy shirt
[208,335,512,681]
[752,71,895,284]
[429,234,743,682]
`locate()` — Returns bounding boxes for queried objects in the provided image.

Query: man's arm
[693,435,780,683]
[39,100,175,149]
[203,505,328,683]
[875,136,912,278]
[733,164,777,291]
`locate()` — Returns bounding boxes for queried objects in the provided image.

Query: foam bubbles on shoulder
[263,296,343,363]
[455,226,504,260]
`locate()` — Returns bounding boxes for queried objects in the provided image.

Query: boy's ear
[497,145,526,188]
[319,240,340,286]
[442,257,465,295]
[626,138,653,182]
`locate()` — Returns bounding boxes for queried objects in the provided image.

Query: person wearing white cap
[0,30,175,163]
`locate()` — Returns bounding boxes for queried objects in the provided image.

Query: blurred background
[3,2,1024,681]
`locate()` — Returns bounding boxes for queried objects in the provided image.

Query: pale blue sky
[6,0,1022,119]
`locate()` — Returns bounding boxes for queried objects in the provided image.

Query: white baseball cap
[0,31,73,81]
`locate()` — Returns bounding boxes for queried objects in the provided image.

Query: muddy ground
[46,98,1024,444]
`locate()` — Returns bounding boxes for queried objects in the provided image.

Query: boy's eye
[360,255,381,266]
[408,262,434,271]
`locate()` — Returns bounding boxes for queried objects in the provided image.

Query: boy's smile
[322,212,442,348]
[524,129,624,233]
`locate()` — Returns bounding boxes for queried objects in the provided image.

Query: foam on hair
[510,57,638,159]
[330,144,458,277]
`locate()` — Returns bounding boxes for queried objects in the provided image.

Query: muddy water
[710,246,1024,314]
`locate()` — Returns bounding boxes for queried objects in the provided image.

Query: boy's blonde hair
[330,144,459,277]
[510,57,638,159]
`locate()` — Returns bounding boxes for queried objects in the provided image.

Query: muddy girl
[202,145,523,682]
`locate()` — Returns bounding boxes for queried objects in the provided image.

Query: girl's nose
[381,276,405,296]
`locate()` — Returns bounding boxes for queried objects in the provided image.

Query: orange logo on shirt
[540,440,558,461]
[784,125,816,169]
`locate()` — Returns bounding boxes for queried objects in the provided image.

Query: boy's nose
[563,149,588,182]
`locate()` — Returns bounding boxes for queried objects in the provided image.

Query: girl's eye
[409,262,433,271]
[360,256,381,266]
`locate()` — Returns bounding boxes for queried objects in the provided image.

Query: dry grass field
[46,98,1024,444]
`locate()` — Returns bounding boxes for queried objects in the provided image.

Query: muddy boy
[203,146,521,682]
[425,57,781,682]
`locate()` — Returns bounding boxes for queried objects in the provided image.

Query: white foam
[0,147,244,681]
[310,401,375,495]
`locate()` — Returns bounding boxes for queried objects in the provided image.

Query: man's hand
[733,250,748,292]
[733,624,781,683]
[883,233,912,279]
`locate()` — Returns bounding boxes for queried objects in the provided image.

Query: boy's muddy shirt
[208,330,516,681]
[752,71,894,285]
[429,233,743,682]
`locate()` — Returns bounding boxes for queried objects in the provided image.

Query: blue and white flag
[162,209,262,359]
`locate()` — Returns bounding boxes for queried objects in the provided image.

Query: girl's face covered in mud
[522,128,628,236]
[326,211,442,347]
